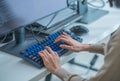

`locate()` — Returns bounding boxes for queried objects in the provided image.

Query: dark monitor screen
[0,0,67,35]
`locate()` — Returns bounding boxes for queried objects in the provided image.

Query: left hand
[39,46,61,74]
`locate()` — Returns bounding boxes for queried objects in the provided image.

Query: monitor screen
[0,0,67,34]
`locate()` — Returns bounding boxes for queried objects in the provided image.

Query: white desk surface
[0,4,120,81]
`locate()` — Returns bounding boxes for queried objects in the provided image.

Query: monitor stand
[0,27,42,57]
[77,7,109,24]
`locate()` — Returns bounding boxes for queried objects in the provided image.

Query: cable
[37,12,59,35]
[0,34,8,44]
[87,0,105,8]
[67,0,105,10]
[80,54,98,77]
[25,22,45,32]
[30,25,40,43]
[25,12,58,42]
[46,12,58,28]
[25,11,58,37]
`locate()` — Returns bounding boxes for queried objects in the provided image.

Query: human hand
[39,46,61,74]
[54,32,90,52]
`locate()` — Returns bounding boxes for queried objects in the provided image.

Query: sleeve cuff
[54,68,86,81]
[54,68,72,81]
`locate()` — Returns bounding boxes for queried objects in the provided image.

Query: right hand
[54,32,90,52]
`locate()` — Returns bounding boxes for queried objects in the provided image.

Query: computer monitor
[0,0,69,35]
[0,0,86,56]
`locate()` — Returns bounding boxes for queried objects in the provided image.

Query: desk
[0,4,120,81]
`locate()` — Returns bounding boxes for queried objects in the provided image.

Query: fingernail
[60,45,62,47]
[54,39,57,42]
[45,46,48,48]
[39,51,41,54]
[40,53,43,56]
[39,52,41,54]
[60,44,63,46]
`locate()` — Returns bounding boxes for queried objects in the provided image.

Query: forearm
[54,68,86,81]
[54,27,120,81]
[83,43,105,54]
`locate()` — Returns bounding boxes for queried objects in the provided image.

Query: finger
[40,53,45,60]
[43,48,55,62]
[60,34,68,38]
[55,32,71,43]
[63,32,73,39]
[45,46,54,54]
[49,51,58,58]
[42,51,55,66]
[41,50,50,61]
[62,32,69,36]
[44,49,50,55]
[43,49,56,59]
[42,50,48,56]
[43,50,53,60]
[39,51,45,57]
[39,51,53,68]
[52,52,60,67]
[55,38,72,45]
[39,52,49,63]
[54,52,60,63]
[54,35,67,43]
[47,53,57,66]
[60,44,73,50]
[54,52,59,57]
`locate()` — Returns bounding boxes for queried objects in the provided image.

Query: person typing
[39,0,120,81]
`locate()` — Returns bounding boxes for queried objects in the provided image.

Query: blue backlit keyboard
[20,30,83,68]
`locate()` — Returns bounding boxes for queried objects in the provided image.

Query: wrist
[54,68,72,80]
[52,67,61,74]
[81,44,90,51]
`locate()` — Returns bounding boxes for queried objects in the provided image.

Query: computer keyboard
[20,30,83,68]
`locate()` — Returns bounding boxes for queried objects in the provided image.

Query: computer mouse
[70,25,89,36]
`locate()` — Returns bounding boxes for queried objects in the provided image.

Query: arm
[54,68,85,81]
[54,32,105,54]
[39,28,120,81]
[88,43,105,54]
[39,47,85,81]
[54,28,120,81]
